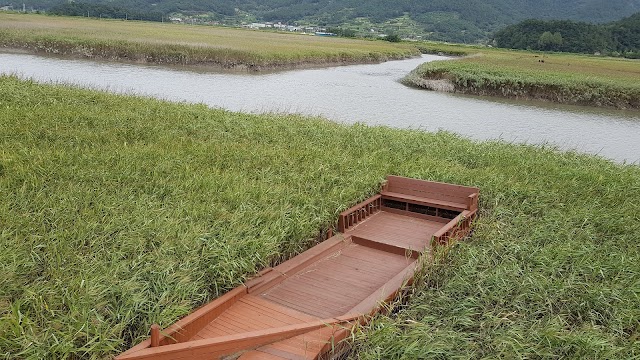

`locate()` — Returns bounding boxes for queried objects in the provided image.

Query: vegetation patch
[0,13,419,70]
[495,14,640,58]
[12,0,640,42]
[1,75,639,359]
[403,49,640,109]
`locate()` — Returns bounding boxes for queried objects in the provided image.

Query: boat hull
[117,176,479,359]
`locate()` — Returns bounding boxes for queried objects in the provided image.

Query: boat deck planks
[261,241,415,318]
[116,176,479,360]
[191,295,319,340]
[344,210,445,252]
[240,326,341,360]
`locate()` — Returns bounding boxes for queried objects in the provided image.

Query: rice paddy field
[1,75,639,359]
[403,49,640,109]
[0,13,418,69]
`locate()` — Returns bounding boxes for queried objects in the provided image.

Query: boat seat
[381,191,467,211]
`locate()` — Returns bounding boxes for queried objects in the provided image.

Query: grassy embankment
[1,75,639,359]
[0,13,419,70]
[403,48,640,110]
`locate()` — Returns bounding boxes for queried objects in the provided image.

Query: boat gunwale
[116,286,248,357]
[116,314,362,360]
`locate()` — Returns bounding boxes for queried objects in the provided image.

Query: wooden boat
[116,176,479,360]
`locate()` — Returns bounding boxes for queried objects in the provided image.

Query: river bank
[402,50,640,110]
[0,13,419,71]
[3,51,639,163]
[2,75,639,359]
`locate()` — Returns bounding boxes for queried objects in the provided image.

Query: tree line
[494,13,640,58]
[49,2,165,22]
[14,0,640,43]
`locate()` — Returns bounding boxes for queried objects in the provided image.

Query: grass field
[0,13,419,69]
[1,75,639,359]
[403,48,640,109]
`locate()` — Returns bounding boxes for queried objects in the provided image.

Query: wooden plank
[209,317,257,333]
[312,256,397,278]
[260,343,312,359]
[382,191,467,211]
[239,296,319,323]
[300,255,396,287]
[344,232,428,253]
[244,267,283,291]
[385,185,469,202]
[380,206,450,223]
[264,280,351,307]
[266,273,364,303]
[348,261,417,316]
[350,235,420,259]
[294,273,380,300]
[227,299,301,323]
[239,350,285,360]
[195,325,230,339]
[467,193,479,211]
[228,301,312,328]
[383,191,464,209]
[224,307,292,328]
[261,242,418,320]
[264,284,346,311]
[249,235,350,294]
[265,297,336,319]
[266,338,317,356]
[245,322,355,360]
[214,299,317,335]
[117,316,359,360]
[336,244,408,263]
[193,295,322,341]
[346,211,444,251]
[264,280,357,314]
[196,324,234,339]
[386,175,479,198]
[117,286,247,358]
[285,264,387,297]
[277,326,338,355]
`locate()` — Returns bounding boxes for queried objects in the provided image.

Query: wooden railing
[467,193,479,211]
[431,210,476,247]
[338,195,382,232]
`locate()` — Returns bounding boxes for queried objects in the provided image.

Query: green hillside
[8,0,640,42]
[495,13,640,57]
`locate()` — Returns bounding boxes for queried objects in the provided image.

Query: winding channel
[1,52,639,163]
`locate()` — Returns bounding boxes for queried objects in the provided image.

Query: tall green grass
[352,156,640,358]
[0,76,638,359]
[404,50,640,109]
[0,13,419,70]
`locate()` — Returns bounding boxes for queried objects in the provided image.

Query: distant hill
[10,0,640,43]
[495,13,640,57]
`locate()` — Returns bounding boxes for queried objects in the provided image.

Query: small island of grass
[403,48,640,110]
[0,13,419,70]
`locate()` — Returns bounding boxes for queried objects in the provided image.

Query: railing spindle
[150,324,160,347]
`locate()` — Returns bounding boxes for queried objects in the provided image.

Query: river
[1,52,638,163]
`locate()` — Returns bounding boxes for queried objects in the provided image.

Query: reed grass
[1,75,638,359]
[403,49,640,109]
[0,13,418,70]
